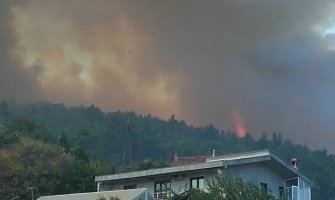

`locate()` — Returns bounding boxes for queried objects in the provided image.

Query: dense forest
[0,100,334,200]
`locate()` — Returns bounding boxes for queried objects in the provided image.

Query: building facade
[95,150,311,200]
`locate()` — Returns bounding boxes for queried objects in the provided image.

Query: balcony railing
[285,177,311,200]
[154,191,171,200]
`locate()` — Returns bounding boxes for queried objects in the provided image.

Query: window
[260,182,268,193]
[279,186,284,197]
[123,184,137,190]
[154,180,171,200]
[190,176,204,189]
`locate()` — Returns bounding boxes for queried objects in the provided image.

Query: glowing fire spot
[232,111,247,138]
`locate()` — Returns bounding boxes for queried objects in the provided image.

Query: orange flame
[232,111,247,138]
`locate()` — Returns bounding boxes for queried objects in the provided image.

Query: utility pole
[27,187,35,200]
[123,122,132,169]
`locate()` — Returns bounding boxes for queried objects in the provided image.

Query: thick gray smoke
[0,0,41,102]
[2,0,335,152]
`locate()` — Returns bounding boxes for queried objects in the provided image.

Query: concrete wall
[226,163,285,197]
[99,162,286,198]
[99,168,217,196]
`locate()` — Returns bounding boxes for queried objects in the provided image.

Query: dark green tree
[172,174,287,200]
[58,131,70,153]
[73,142,89,162]
[0,127,20,147]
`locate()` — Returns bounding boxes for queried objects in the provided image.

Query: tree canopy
[0,100,334,199]
[172,174,288,200]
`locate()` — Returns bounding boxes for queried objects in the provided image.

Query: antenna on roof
[123,121,132,169]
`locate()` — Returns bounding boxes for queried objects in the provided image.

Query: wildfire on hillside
[232,111,247,138]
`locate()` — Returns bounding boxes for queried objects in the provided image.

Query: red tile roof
[170,156,206,167]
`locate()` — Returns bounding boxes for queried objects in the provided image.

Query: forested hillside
[0,100,334,199]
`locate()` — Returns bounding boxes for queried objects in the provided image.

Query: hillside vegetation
[0,100,334,199]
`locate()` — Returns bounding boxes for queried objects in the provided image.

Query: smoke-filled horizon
[1,0,335,152]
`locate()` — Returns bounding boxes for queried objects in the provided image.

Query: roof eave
[95,161,223,182]
[269,152,312,184]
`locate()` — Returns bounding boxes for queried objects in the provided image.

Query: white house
[95,150,311,200]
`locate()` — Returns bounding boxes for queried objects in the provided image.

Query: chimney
[291,158,299,170]
[212,149,216,158]
[174,153,179,161]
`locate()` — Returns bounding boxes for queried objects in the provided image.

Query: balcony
[154,191,171,200]
[285,177,311,200]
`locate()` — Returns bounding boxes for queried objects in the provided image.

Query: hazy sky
[2,0,335,152]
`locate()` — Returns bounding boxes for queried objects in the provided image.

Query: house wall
[99,168,218,195]
[226,163,285,197]
[99,162,287,198]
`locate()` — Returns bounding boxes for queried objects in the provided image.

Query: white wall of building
[99,162,286,198]
[226,163,285,197]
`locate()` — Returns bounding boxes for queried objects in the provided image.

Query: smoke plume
[2,0,335,152]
